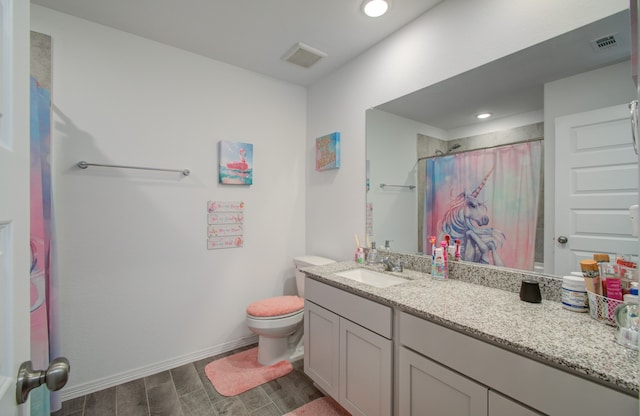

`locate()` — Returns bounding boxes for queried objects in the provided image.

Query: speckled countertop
[302,261,639,396]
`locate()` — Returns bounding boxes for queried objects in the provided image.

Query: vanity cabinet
[399,312,637,415]
[488,391,542,416]
[399,346,542,416]
[399,346,487,415]
[304,277,392,416]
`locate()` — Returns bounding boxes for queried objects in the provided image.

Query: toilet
[246,255,335,366]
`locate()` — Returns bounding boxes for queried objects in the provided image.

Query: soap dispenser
[367,242,378,265]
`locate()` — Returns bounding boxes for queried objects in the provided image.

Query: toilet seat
[246,295,304,319]
[247,309,303,320]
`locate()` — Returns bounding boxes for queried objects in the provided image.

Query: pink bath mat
[285,397,351,416]
[204,347,293,396]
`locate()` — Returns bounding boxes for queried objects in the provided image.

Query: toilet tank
[293,256,335,298]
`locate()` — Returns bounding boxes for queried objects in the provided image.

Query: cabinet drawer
[305,277,392,338]
[399,312,638,415]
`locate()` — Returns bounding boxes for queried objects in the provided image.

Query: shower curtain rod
[77,161,191,176]
[416,137,543,162]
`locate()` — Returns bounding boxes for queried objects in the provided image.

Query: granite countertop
[302,261,639,396]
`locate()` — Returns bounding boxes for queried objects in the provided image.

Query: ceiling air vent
[282,42,327,68]
[590,34,618,51]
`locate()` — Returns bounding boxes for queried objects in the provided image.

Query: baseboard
[60,335,258,401]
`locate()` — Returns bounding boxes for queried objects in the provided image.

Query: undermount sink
[335,268,408,288]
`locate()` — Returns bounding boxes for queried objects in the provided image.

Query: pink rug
[204,347,293,396]
[285,397,351,416]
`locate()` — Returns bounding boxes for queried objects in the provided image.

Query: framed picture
[219,141,253,185]
[316,132,340,171]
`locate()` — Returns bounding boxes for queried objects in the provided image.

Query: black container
[520,280,542,303]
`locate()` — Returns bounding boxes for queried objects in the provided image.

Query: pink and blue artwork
[316,132,340,171]
[219,141,253,185]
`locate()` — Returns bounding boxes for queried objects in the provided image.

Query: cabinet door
[304,301,340,398]
[399,347,488,416]
[339,318,392,416]
[488,391,543,416]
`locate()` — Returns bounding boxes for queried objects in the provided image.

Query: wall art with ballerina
[219,141,253,185]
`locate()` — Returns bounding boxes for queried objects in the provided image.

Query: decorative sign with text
[207,201,244,249]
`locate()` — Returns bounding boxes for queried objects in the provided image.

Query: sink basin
[335,268,408,288]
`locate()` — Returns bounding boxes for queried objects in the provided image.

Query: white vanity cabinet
[488,391,543,416]
[399,346,542,416]
[399,312,637,416]
[304,277,393,416]
[399,346,488,416]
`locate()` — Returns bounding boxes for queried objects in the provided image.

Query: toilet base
[289,342,304,362]
[256,327,304,366]
[257,335,289,366]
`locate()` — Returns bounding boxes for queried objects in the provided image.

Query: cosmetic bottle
[580,260,601,295]
[562,275,588,312]
[624,282,639,303]
[356,247,364,264]
[367,242,378,265]
[432,247,448,280]
[447,244,456,260]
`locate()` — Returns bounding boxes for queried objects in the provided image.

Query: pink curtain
[424,141,543,270]
[30,31,61,414]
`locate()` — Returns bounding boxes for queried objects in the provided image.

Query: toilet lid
[246,296,304,318]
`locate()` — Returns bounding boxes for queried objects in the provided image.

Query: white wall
[306,0,628,261]
[366,109,434,253]
[31,5,307,398]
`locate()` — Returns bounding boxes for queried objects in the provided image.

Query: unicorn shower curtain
[30,31,61,415]
[423,141,543,270]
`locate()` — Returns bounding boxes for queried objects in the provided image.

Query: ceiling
[31,0,443,87]
[376,10,631,132]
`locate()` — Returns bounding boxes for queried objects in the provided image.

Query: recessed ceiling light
[476,112,492,119]
[362,0,389,17]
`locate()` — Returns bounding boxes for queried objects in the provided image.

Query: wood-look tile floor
[51,345,324,416]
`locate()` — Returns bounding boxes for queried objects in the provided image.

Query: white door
[554,104,639,277]
[0,0,31,414]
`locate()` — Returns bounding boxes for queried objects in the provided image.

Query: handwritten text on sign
[207,200,245,250]
[207,200,244,213]
[208,224,243,237]
[207,236,243,250]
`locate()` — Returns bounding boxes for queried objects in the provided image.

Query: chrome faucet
[381,257,403,272]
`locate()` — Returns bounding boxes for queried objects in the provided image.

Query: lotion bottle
[432,247,447,280]
[367,242,378,265]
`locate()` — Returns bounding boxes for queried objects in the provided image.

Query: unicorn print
[437,167,505,266]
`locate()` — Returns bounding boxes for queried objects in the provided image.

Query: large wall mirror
[366,10,639,277]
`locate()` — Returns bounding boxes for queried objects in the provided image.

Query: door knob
[16,357,70,404]
[557,236,568,244]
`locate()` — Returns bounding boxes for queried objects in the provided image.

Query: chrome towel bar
[379,183,415,190]
[77,161,190,176]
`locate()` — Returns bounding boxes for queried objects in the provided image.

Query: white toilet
[246,255,335,366]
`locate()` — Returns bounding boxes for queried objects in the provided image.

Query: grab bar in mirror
[380,183,415,190]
